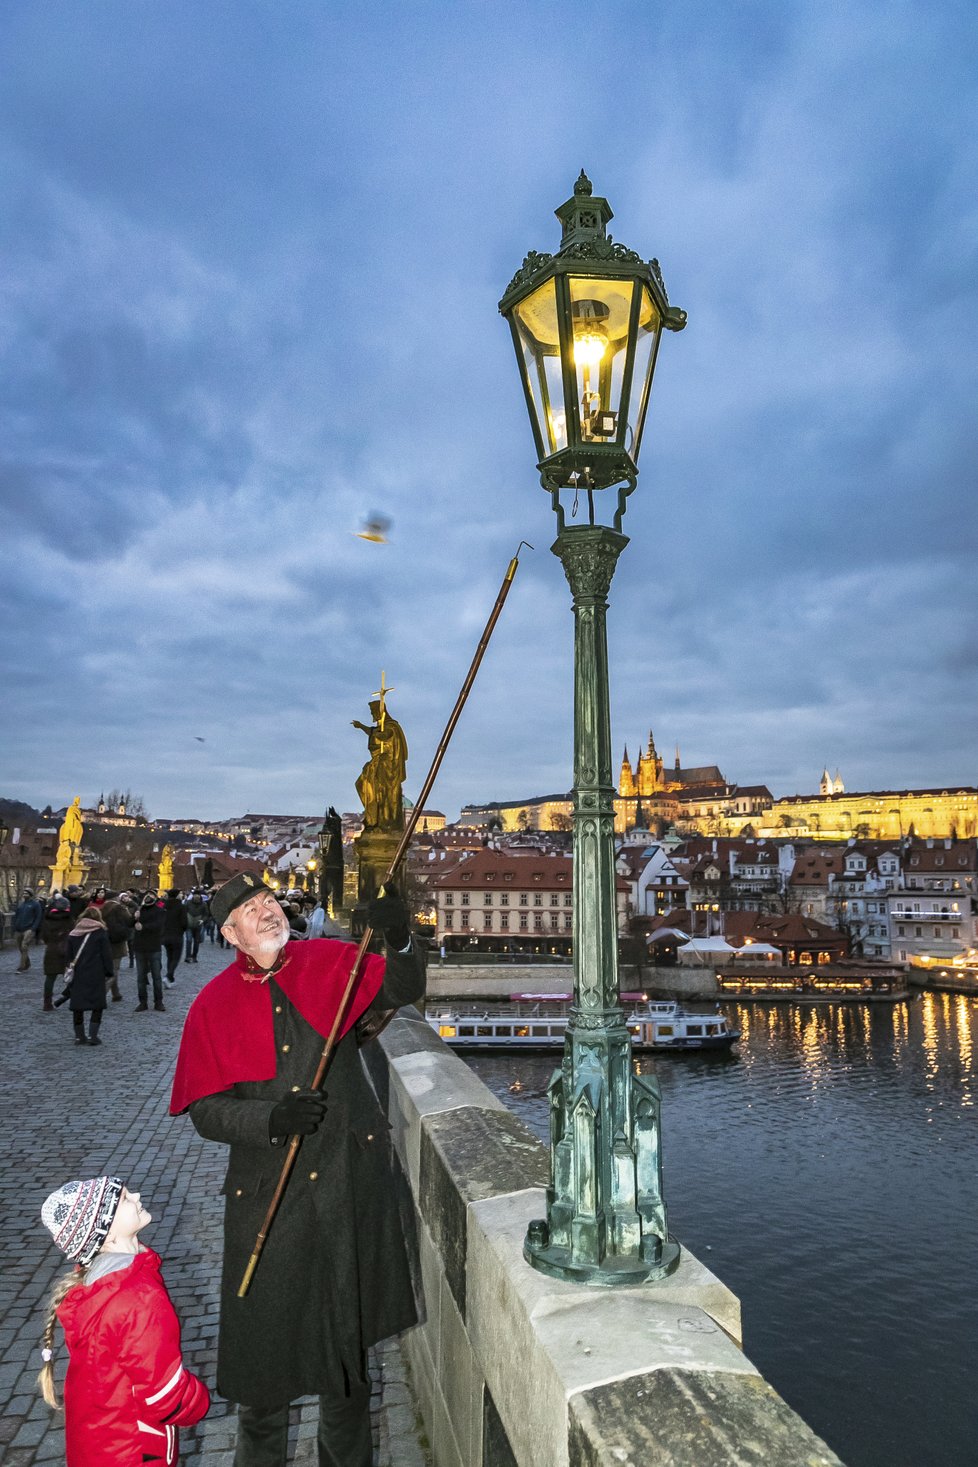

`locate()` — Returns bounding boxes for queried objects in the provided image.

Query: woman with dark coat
[40,896,74,1013]
[64,907,114,1047]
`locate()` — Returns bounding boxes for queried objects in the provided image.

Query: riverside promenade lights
[499,172,686,1285]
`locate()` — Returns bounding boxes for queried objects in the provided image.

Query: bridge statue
[353,673,408,909]
[352,674,408,833]
[51,796,87,892]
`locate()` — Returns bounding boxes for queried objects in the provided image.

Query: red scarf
[169,939,385,1114]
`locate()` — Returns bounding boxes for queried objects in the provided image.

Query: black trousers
[234,1385,372,1467]
[164,937,183,979]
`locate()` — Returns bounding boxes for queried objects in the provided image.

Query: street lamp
[500,172,685,1285]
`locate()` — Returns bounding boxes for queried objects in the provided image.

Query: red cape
[169,938,385,1114]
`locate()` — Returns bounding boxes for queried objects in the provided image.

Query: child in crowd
[39,1175,209,1466]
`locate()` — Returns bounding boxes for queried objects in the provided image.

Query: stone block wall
[370,1010,844,1467]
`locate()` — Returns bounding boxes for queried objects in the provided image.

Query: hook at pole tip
[506,541,534,581]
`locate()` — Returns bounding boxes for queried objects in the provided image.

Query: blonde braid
[37,1268,87,1409]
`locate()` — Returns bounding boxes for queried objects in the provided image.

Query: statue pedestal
[50,861,86,893]
[355,828,402,907]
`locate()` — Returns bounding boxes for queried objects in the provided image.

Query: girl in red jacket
[38,1175,210,1466]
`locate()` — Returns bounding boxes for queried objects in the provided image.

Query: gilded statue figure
[353,686,408,832]
[158,844,175,879]
[59,797,84,850]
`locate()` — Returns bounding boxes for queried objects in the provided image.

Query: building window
[534,894,542,906]
[500,913,509,931]
[500,893,509,906]
[461,893,469,906]
[461,912,469,929]
[550,913,559,930]
[519,913,528,931]
[484,893,493,905]
[484,913,493,931]
[534,916,543,931]
[564,915,572,930]
[550,894,559,906]
[519,893,528,906]
[915,927,922,937]
[444,912,453,930]
[564,893,572,907]
[445,893,453,906]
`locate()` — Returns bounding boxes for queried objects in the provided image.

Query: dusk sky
[2,1,976,822]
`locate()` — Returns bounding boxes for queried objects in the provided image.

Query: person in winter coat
[169,873,424,1467]
[133,893,166,1012]
[100,892,134,1003]
[183,892,207,963]
[39,1175,210,1467]
[40,896,74,1012]
[63,906,114,1047]
[65,885,88,921]
[13,889,43,970]
[162,890,189,986]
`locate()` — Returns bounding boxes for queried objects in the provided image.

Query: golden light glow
[572,329,608,367]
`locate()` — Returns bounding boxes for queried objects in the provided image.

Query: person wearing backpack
[133,893,166,1012]
[40,896,74,1012]
[183,891,207,964]
[100,891,134,1003]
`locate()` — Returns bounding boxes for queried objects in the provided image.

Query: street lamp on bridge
[499,171,686,1285]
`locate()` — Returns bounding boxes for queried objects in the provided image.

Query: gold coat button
[366,1134,374,1142]
[281,1043,290,1052]
[275,1005,283,1014]
[235,1189,243,1197]
[309,1171,318,1180]
[291,1085,300,1092]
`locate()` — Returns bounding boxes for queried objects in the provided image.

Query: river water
[463,992,978,1467]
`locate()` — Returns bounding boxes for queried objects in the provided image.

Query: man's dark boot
[88,1021,102,1046]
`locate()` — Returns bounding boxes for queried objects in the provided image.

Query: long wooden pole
[237,543,530,1296]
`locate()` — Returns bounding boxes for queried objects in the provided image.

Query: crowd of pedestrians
[5,882,327,1048]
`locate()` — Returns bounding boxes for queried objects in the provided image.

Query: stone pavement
[0,934,431,1466]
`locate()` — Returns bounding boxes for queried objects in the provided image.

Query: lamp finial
[574,170,593,197]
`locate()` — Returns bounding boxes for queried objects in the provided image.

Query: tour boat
[426,995,739,1053]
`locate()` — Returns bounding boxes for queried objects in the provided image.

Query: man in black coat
[162,888,189,984]
[133,891,166,1012]
[170,874,424,1467]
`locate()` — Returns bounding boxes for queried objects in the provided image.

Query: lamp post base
[523,1222,681,1287]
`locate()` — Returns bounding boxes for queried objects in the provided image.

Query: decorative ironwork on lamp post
[499,171,686,1285]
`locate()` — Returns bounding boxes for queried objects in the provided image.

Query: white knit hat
[41,1177,124,1265]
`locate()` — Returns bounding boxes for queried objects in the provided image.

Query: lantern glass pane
[511,278,568,454]
[567,277,636,447]
[626,286,662,459]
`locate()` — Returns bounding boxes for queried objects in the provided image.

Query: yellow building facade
[758,787,978,842]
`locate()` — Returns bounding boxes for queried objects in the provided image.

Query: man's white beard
[256,919,288,955]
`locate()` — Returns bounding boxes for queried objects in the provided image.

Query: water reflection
[465,995,978,1467]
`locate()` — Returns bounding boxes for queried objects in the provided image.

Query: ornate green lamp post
[499,172,686,1284]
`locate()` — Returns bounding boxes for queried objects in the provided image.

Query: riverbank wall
[367,1007,844,1466]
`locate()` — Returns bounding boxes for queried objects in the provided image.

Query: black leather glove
[367,884,411,950]
[268,1090,327,1139]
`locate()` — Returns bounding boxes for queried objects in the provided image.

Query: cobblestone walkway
[0,936,430,1466]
